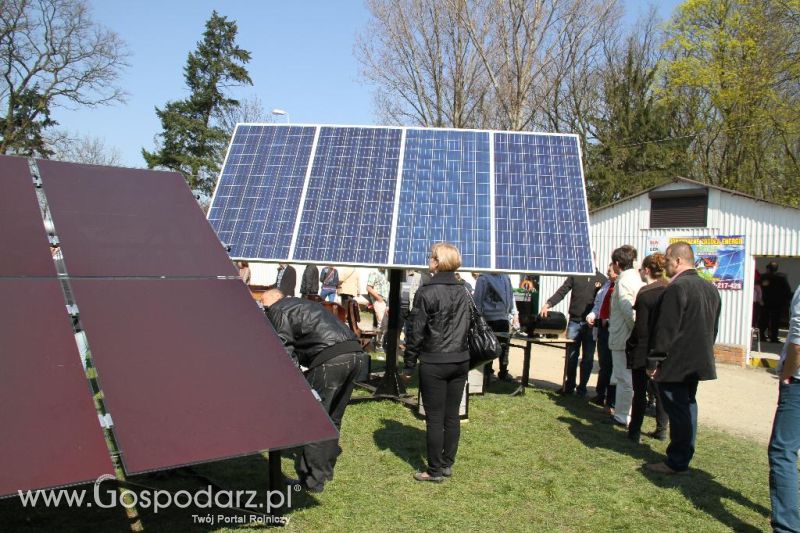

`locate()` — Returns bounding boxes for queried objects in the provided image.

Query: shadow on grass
[373,418,426,471]
[553,393,770,532]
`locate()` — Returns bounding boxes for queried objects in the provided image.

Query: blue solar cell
[393,129,491,269]
[293,127,402,265]
[494,133,592,273]
[208,125,316,259]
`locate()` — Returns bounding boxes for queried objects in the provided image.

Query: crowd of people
[243,244,800,530]
[540,242,722,474]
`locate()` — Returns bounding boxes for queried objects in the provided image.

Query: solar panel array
[36,160,338,476]
[209,124,594,275]
[0,154,338,494]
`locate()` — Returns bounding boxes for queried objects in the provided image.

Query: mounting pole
[373,268,406,397]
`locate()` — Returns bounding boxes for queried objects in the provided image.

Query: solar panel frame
[210,124,596,275]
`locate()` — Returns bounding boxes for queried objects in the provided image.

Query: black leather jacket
[404,272,471,369]
[265,297,360,369]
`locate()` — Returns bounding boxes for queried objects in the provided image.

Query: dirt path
[504,342,779,445]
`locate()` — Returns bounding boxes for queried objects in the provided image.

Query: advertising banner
[648,235,745,290]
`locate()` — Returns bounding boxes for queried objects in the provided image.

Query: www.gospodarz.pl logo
[17,473,296,524]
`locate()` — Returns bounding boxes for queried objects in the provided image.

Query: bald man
[645,242,721,475]
[261,288,364,493]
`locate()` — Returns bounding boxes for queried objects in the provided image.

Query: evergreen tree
[1,87,57,157]
[143,11,252,195]
[585,26,689,208]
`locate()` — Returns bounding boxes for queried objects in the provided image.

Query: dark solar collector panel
[0,156,56,277]
[37,160,238,278]
[70,278,338,474]
[0,279,114,496]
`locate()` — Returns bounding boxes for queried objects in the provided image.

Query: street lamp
[271,108,290,124]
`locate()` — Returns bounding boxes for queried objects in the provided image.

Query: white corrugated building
[539,177,800,365]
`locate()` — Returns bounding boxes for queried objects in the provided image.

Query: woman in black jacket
[403,242,471,482]
[626,253,669,443]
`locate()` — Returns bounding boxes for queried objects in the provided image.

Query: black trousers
[629,367,668,437]
[485,319,510,375]
[419,361,469,477]
[761,306,782,341]
[296,351,363,490]
[659,380,699,472]
[594,326,613,402]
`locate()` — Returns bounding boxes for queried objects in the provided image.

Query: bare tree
[47,129,122,166]
[456,0,620,133]
[357,0,621,136]
[356,0,491,128]
[0,0,129,154]
[215,94,270,136]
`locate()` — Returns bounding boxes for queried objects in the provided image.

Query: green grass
[1,380,772,532]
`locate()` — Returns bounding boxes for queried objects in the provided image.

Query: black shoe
[575,389,587,398]
[605,416,627,428]
[442,467,452,477]
[770,339,780,344]
[556,387,574,396]
[286,477,324,493]
[498,372,516,383]
[590,395,605,406]
[628,432,641,444]
[645,431,667,441]
[414,472,444,483]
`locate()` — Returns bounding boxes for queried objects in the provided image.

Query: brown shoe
[645,462,686,475]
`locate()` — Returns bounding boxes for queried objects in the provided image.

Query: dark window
[649,189,708,228]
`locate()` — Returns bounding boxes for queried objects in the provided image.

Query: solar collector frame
[210,124,596,275]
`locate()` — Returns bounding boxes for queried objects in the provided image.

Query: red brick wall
[714,344,746,367]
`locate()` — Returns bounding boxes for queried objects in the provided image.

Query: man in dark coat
[300,264,320,299]
[275,263,296,296]
[646,242,721,475]
[761,261,792,343]
[540,269,606,396]
[261,288,364,493]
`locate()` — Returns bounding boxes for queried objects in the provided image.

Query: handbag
[533,310,567,334]
[464,287,501,369]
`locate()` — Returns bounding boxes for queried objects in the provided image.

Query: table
[495,333,575,396]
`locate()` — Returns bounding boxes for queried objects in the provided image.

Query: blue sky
[52,0,681,168]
